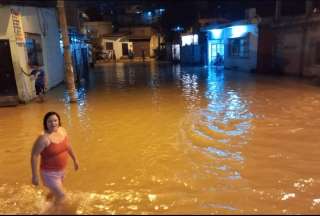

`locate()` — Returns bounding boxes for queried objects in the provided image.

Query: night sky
[80,0,307,21]
[2,0,308,21]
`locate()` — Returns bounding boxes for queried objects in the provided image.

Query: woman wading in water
[31,111,79,208]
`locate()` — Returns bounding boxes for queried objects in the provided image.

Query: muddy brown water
[0,62,320,214]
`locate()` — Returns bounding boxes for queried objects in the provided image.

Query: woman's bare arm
[67,144,79,171]
[31,135,48,185]
[61,127,79,171]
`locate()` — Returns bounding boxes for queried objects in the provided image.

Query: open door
[208,39,224,65]
[122,43,129,56]
[0,40,18,96]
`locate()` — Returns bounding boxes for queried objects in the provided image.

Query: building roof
[102,32,134,42]
[200,19,255,31]
[126,35,151,43]
[102,31,130,38]
[102,29,151,42]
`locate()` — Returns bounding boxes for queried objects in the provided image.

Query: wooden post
[57,0,77,102]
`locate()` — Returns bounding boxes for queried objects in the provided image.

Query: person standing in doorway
[20,63,47,102]
[30,64,47,102]
[214,53,223,66]
[31,111,79,208]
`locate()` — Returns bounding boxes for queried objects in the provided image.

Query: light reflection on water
[1,62,320,214]
[178,66,252,198]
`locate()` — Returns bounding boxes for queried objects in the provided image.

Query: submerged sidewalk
[0,95,19,107]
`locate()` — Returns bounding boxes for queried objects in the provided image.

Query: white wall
[0,6,63,102]
[207,24,258,72]
[150,34,164,57]
[101,38,132,60]
[223,24,258,72]
[114,41,122,59]
[0,6,32,101]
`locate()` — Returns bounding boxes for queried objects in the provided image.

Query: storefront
[204,21,259,72]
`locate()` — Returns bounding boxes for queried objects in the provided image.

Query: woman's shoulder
[38,132,48,140]
[36,133,50,147]
[57,127,68,140]
[59,127,67,135]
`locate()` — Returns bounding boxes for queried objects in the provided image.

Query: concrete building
[203,20,259,72]
[114,26,163,59]
[100,35,133,60]
[121,26,152,58]
[179,33,203,65]
[85,23,163,61]
[0,5,64,104]
[257,0,320,78]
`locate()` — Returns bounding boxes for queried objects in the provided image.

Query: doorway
[0,40,18,96]
[122,43,129,56]
[172,44,180,61]
[208,40,224,65]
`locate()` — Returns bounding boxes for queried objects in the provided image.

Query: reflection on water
[1,62,320,214]
[179,66,253,201]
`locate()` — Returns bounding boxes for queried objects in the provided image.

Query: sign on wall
[10,9,25,44]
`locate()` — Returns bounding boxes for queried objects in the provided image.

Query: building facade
[179,33,203,65]
[101,36,133,60]
[0,5,64,103]
[258,3,320,78]
[203,21,259,72]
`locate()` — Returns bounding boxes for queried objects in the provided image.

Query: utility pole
[273,0,282,74]
[275,0,282,22]
[298,0,313,77]
[57,0,77,102]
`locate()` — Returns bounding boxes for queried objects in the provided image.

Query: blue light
[172,26,184,32]
[230,25,248,38]
[176,26,183,31]
[210,29,222,39]
[148,11,152,16]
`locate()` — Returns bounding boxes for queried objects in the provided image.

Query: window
[181,34,198,47]
[25,33,43,65]
[229,35,249,58]
[106,42,113,50]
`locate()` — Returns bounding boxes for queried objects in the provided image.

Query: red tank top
[40,136,69,171]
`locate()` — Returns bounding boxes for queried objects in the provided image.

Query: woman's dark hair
[43,111,61,131]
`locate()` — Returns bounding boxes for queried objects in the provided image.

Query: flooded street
[1,62,320,214]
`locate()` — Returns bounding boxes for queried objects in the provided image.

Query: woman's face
[46,115,60,132]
